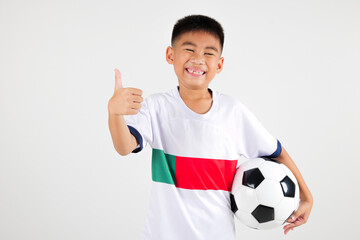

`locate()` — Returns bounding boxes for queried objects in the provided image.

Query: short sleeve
[124,98,153,153]
[235,103,282,159]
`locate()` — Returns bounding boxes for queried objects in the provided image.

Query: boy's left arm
[274,146,313,235]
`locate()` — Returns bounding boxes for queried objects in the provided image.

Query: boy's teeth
[187,68,204,74]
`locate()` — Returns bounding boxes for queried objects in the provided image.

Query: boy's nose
[190,53,205,64]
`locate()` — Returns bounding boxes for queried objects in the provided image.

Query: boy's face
[166,31,224,91]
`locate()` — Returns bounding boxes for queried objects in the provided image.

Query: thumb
[114,68,123,90]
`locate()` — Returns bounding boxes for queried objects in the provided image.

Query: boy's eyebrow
[181,41,219,53]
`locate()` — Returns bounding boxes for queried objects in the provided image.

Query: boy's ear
[166,46,174,64]
[216,57,225,73]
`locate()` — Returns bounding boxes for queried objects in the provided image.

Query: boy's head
[171,15,225,55]
[166,15,225,91]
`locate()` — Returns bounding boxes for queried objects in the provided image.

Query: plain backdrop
[1,0,359,239]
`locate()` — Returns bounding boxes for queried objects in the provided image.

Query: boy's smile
[166,31,224,92]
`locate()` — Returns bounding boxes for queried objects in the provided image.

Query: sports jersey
[124,86,282,240]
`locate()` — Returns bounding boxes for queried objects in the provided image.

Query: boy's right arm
[108,69,144,156]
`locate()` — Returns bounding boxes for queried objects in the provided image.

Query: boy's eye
[185,49,194,52]
[205,53,214,56]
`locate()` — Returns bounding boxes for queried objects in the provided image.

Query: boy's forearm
[108,113,137,156]
[274,146,313,202]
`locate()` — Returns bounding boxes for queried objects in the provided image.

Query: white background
[1,0,359,239]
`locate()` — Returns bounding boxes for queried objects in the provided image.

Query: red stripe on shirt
[175,156,237,191]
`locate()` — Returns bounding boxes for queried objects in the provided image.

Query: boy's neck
[177,85,212,101]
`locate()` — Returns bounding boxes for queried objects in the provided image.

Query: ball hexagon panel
[233,185,259,213]
[274,197,296,222]
[236,209,260,229]
[258,160,286,182]
[251,205,274,223]
[255,179,284,207]
[242,168,264,189]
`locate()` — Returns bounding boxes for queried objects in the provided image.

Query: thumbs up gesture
[108,69,144,116]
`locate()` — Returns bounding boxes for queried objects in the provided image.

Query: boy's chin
[178,81,210,90]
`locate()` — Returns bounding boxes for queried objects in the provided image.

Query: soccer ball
[230,158,300,230]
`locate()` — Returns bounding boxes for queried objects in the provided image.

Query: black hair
[171,15,224,54]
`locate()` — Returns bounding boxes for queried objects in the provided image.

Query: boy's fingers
[283,208,307,234]
[114,68,123,89]
[128,87,143,96]
[283,218,303,232]
[284,222,294,230]
[287,209,302,223]
[286,215,296,223]
[284,226,294,235]
[283,223,295,234]
[284,227,291,235]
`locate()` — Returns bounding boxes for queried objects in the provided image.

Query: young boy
[108,15,313,240]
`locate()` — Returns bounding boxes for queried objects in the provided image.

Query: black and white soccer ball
[230,158,300,230]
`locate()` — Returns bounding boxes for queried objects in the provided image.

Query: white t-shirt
[124,86,281,240]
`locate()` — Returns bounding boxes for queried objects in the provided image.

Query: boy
[108,15,313,240]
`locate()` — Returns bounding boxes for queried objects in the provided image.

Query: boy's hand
[283,198,313,235]
[108,68,143,116]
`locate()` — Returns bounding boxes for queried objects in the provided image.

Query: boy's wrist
[109,111,124,117]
